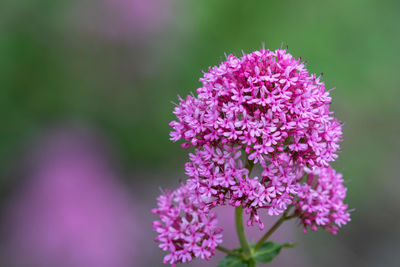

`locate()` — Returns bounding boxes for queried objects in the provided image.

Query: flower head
[152,184,223,266]
[170,48,342,169]
[154,48,350,265]
[169,48,345,227]
[295,166,351,234]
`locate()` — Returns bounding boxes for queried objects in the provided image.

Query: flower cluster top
[170,48,341,167]
[153,48,350,266]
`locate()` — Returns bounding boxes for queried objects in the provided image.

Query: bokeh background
[0,0,399,266]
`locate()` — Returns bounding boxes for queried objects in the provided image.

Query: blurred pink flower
[2,126,141,267]
[74,0,171,40]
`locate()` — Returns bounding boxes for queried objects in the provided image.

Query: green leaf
[253,242,283,263]
[217,255,248,267]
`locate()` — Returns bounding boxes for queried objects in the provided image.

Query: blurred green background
[0,0,399,266]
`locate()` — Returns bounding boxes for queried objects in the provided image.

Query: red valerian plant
[152,48,350,266]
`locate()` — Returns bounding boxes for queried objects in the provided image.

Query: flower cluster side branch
[216,245,239,256]
[253,209,296,251]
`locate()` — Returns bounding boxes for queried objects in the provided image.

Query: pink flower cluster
[153,48,350,265]
[185,145,303,229]
[295,166,350,234]
[152,185,223,266]
[170,48,342,168]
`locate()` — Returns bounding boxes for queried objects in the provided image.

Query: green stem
[219,156,298,267]
[233,159,255,260]
[248,259,257,267]
[216,246,239,256]
[253,210,296,251]
[235,206,252,259]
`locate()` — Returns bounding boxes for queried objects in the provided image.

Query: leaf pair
[217,242,297,267]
